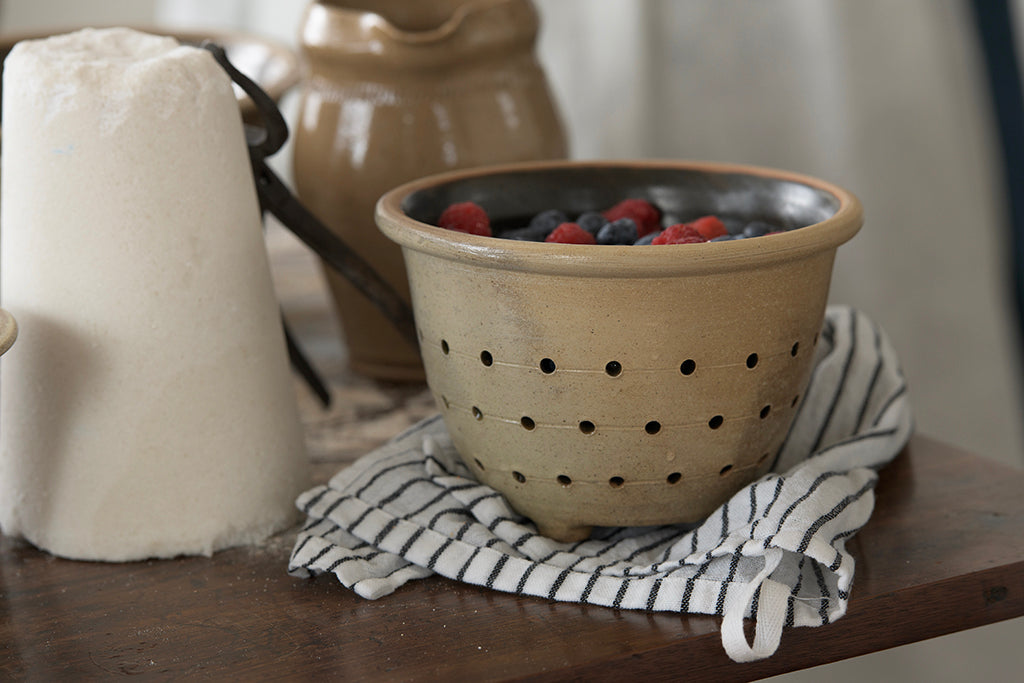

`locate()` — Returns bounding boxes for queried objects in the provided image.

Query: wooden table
[1,227,1022,680]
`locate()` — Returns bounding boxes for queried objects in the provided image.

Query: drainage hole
[791,394,800,407]
[605,360,622,377]
[666,472,682,485]
[520,416,536,430]
[759,405,771,419]
[540,357,556,374]
[757,452,770,464]
[441,395,450,409]
[480,350,493,366]
[441,339,450,355]
[579,420,596,434]
[791,341,800,357]
[680,359,696,375]
[474,458,485,470]
[719,464,733,476]
[746,353,759,369]
[644,420,661,435]
[513,471,526,483]
[472,406,483,420]
[708,415,724,430]
[609,476,625,488]
[557,474,572,487]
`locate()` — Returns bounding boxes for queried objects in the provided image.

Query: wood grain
[0,435,1021,680]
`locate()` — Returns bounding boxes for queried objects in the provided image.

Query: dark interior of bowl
[401,165,841,233]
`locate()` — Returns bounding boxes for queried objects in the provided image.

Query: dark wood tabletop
[1,226,1022,681]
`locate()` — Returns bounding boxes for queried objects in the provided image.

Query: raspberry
[651,223,708,245]
[545,222,597,244]
[438,201,491,237]
[690,215,728,240]
[602,199,661,237]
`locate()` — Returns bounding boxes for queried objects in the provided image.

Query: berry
[596,218,638,245]
[602,199,661,237]
[742,221,775,238]
[501,225,552,241]
[690,215,728,240]
[634,231,658,245]
[438,202,491,237]
[651,223,707,245]
[545,222,597,244]
[576,211,608,235]
[529,209,569,233]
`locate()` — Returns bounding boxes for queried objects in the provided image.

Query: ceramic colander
[375,160,862,541]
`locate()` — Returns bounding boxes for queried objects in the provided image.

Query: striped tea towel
[289,305,912,662]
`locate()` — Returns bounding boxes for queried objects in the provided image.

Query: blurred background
[1,0,1021,679]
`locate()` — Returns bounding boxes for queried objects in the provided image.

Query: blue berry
[742,221,775,238]
[711,234,739,242]
[576,211,608,235]
[634,231,658,245]
[501,225,552,241]
[596,218,638,245]
[529,209,568,233]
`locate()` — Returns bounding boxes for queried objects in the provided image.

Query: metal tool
[203,41,419,406]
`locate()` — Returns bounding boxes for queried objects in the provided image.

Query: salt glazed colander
[375,160,862,541]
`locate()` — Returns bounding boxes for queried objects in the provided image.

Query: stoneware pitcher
[292,0,567,381]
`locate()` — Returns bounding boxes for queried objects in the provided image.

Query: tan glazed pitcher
[292,0,567,381]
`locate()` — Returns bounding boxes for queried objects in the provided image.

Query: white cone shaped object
[0,28,309,561]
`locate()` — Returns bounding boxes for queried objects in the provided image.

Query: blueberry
[634,231,658,245]
[711,234,738,242]
[500,225,552,241]
[576,211,607,235]
[529,209,568,233]
[742,221,776,238]
[721,217,746,234]
[596,218,638,245]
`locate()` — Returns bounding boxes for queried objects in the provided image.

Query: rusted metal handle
[203,40,419,347]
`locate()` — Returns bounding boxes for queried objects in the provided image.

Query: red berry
[545,222,597,244]
[690,215,727,240]
[602,199,661,237]
[438,201,491,237]
[651,223,707,245]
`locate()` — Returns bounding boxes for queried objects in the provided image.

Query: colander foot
[536,521,592,543]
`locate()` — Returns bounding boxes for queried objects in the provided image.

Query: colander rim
[375,159,863,277]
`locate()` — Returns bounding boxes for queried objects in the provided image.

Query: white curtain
[535,0,1023,469]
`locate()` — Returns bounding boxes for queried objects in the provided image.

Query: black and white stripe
[289,306,912,662]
